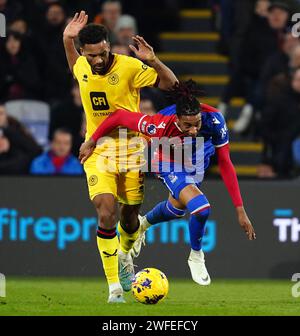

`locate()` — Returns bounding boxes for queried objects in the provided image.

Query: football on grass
[132,268,169,304]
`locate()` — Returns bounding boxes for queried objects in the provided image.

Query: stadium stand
[158,7,262,177]
[1,0,300,178]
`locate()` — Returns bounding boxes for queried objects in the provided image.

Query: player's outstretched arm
[129,35,178,90]
[216,144,256,241]
[79,109,145,164]
[63,11,88,74]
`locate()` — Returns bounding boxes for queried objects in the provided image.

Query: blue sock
[146,200,186,225]
[187,194,211,251]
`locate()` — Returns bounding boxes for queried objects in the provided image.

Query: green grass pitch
[0,277,299,316]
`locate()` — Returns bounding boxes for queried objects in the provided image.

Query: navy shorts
[157,170,203,200]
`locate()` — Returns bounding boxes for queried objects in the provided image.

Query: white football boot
[188,249,211,286]
[107,283,126,303]
[130,215,149,259]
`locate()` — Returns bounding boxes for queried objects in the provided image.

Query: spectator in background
[8,17,43,72]
[111,15,138,56]
[35,2,72,104]
[0,0,23,24]
[8,18,28,35]
[49,82,84,156]
[30,128,83,175]
[232,1,291,134]
[213,0,256,56]
[259,68,300,178]
[219,1,290,133]
[289,44,300,69]
[0,103,42,174]
[23,0,65,31]
[218,0,270,117]
[262,37,300,101]
[140,97,156,116]
[111,44,130,56]
[93,0,122,44]
[259,31,300,102]
[0,31,41,101]
[115,14,137,46]
[262,44,300,103]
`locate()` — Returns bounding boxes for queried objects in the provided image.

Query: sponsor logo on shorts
[88,175,98,186]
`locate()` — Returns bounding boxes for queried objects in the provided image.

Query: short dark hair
[78,24,109,46]
[167,80,203,116]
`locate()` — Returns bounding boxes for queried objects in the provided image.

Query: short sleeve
[130,58,158,89]
[73,56,84,80]
[211,112,229,147]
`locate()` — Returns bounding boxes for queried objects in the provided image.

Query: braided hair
[167,79,203,116]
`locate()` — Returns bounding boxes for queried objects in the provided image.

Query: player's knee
[187,194,211,219]
[119,204,140,230]
[98,209,116,229]
[120,211,139,233]
[120,211,138,225]
[166,200,186,217]
[93,195,116,228]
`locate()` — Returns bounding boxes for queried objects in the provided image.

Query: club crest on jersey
[108,73,119,85]
[146,124,157,135]
[142,64,148,70]
[83,74,88,82]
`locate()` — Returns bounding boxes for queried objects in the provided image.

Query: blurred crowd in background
[213,0,300,178]
[1,0,300,178]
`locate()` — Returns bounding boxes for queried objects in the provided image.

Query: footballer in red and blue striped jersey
[80,80,256,286]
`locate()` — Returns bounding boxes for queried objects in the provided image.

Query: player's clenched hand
[79,138,96,164]
[129,35,156,62]
[236,207,256,240]
[63,10,88,39]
